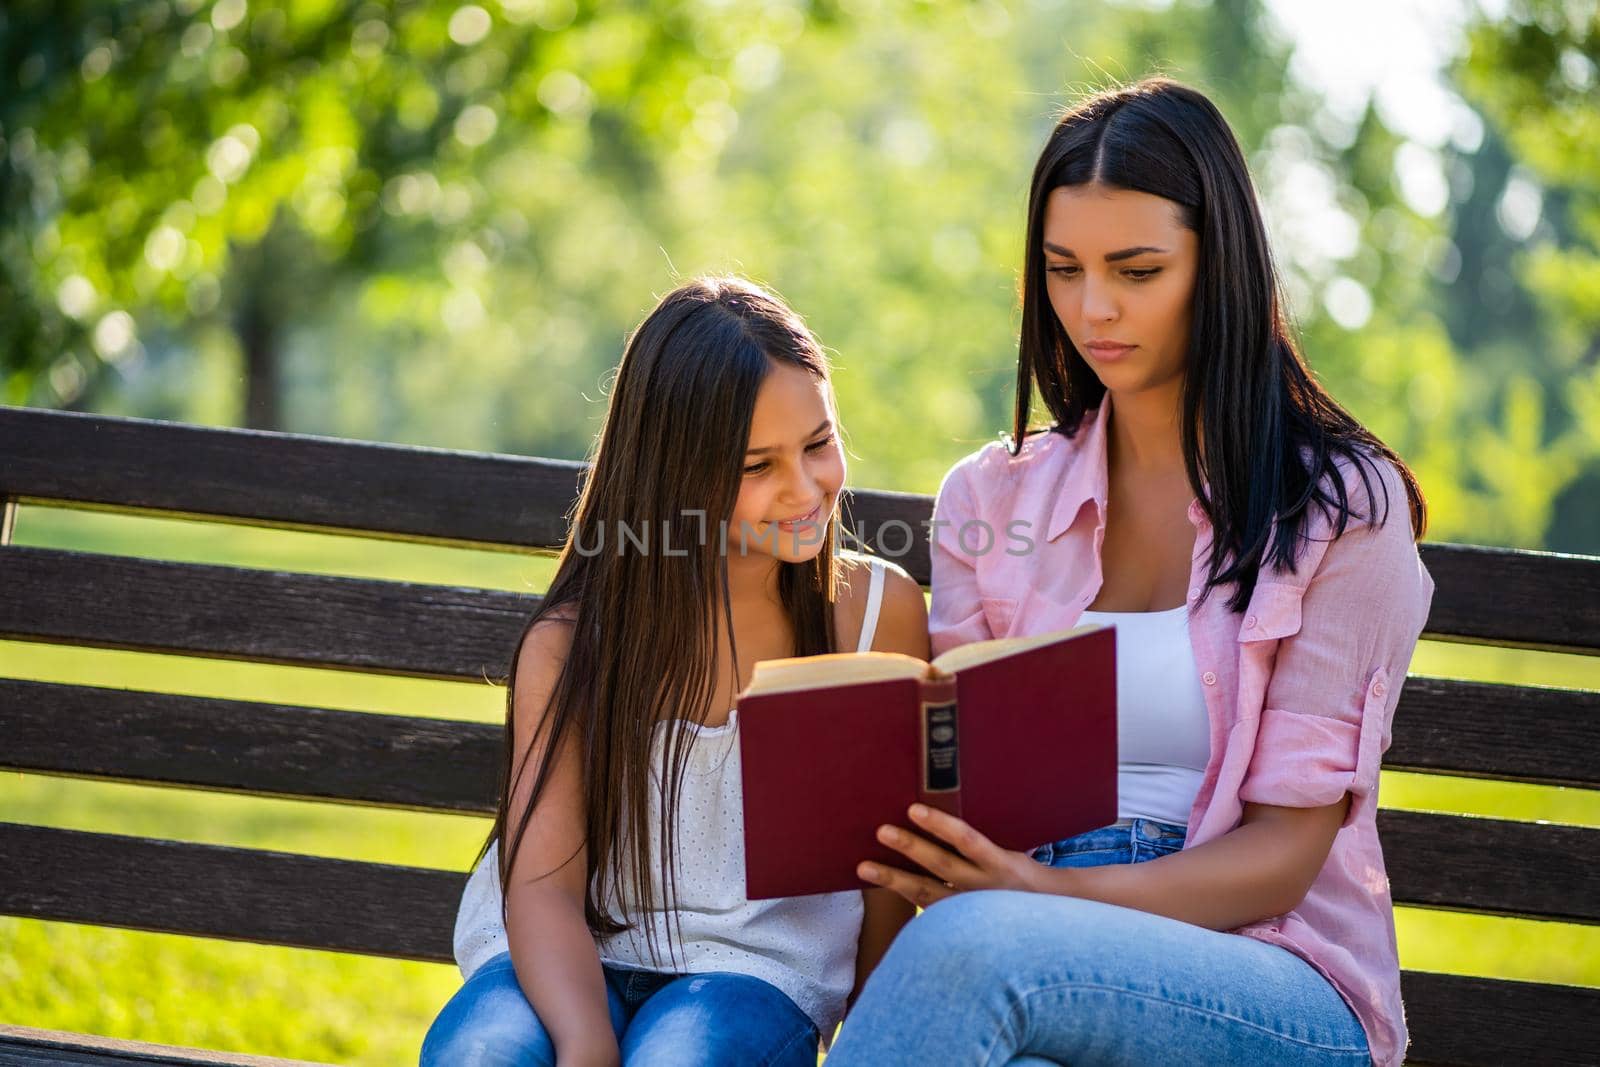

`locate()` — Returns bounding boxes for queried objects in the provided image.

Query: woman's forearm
[506,884,618,1066]
[1027,800,1348,931]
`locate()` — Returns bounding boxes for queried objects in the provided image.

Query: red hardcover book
[737,624,1117,899]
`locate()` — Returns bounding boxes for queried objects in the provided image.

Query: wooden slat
[0,823,460,961]
[5,675,1596,812]
[839,487,934,582]
[0,546,535,679]
[1381,810,1599,924]
[6,809,1593,953]
[10,537,1597,684]
[1401,971,1600,1066]
[0,1024,325,1066]
[839,494,1600,653]
[0,406,924,558]
[0,405,583,550]
[1387,677,1600,788]
[0,679,501,814]
[1419,542,1600,655]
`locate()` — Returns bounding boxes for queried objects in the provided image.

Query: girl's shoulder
[833,551,926,651]
[511,607,579,686]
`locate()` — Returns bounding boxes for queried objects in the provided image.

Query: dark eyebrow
[1043,242,1169,262]
[745,418,833,456]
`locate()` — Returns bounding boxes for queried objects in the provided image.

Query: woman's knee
[898,891,1048,957]
[886,891,1138,983]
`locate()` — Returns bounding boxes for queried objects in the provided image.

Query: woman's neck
[1106,383,1185,475]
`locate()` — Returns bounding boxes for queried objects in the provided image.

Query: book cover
[737,625,1117,899]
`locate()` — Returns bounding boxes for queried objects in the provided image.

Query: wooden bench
[1,405,1596,1066]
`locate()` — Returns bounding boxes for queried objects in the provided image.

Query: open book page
[927,623,1106,676]
[740,623,1110,697]
[742,651,931,697]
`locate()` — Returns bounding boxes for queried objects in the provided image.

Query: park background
[2,0,1597,1062]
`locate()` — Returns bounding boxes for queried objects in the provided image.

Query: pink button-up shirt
[928,398,1434,1067]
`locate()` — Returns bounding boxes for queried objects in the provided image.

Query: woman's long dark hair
[483,277,841,963]
[1014,78,1426,610]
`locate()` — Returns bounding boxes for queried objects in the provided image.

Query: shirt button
[1245,615,1258,629]
[1188,588,1201,601]
[1202,671,1218,686]
[1373,680,1388,697]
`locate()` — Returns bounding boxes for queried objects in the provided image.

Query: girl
[422,277,923,1066]
[828,80,1433,1067]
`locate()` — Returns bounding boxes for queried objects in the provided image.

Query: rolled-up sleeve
[928,461,995,658]
[1238,463,1435,826]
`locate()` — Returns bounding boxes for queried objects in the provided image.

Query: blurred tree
[0,0,772,430]
[3,0,1593,553]
[1453,0,1600,552]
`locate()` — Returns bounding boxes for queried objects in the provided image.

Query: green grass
[4,503,1598,1063]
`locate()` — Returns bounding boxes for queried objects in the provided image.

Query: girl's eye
[745,434,835,474]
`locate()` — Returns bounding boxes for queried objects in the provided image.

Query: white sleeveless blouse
[452,559,889,1034]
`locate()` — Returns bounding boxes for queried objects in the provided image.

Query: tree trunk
[237,296,281,431]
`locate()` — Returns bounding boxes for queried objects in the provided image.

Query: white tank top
[452,558,889,1034]
[1078,604,1211,826]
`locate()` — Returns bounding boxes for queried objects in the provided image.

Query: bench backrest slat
[0,546,536,680]
[1,406,585,550]
[7,678,1595,815]
[6,814,1595,950]
[2,822,457,961]
[1,679,502,814]
[1383,677,1600,788]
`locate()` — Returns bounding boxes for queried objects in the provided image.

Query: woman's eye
[1125,268,1161,281]
[1046,264,1079,278]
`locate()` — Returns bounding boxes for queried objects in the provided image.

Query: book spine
[916,676,962,818]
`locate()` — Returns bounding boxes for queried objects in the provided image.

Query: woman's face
[730,359,846,565]
[1041,184,1199,401]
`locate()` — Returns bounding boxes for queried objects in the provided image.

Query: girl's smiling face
[730,359,846,564]
[1042,184,1199,400]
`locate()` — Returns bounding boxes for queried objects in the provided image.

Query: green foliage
[1453,0,1600,551]
[6,0,1595,551]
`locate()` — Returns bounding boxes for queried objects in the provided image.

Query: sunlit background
[2,0,1597,1062]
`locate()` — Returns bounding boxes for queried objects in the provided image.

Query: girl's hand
[857,804,1042,908]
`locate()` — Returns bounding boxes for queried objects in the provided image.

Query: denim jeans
[826,818,1370,1067]
[419,951,818,1066]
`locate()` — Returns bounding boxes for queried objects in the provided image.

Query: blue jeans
[420,952,818,1066]
[827,818,1370,1067]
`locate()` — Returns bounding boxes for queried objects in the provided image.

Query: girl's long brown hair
[482,277,841,965]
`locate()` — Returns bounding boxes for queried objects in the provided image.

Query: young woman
[828,79,1433,1067]
[421,277,922,1067]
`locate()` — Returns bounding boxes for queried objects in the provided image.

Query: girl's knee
[421,1013,556,1067]
[420,960,557,1067]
